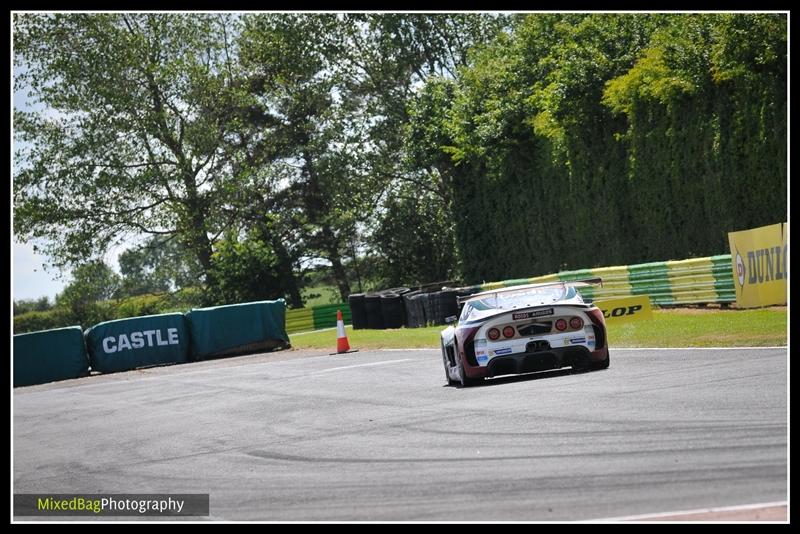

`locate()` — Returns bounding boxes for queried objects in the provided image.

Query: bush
[113,293,169,319]
[14,308,73,334]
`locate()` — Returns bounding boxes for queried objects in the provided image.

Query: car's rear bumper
[469,345,609,379]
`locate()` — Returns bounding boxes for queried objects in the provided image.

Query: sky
[12,55,68,302]
[12,241,68,301]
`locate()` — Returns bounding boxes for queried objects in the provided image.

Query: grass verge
[288,307,787,351]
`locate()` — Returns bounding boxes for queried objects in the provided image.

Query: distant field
[288,307,787,350]
[300,286,344,308]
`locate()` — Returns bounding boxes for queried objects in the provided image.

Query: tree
[237,14,381,302]
[55,260,121,328]
[371,182,458,287]
[206,232,286,305]
[405,13,786,283]
[117,235,203,297]
[236,14,513,299]
[13,13,257,303]
[13,297,52,316]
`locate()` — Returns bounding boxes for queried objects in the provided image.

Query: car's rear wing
[456,278,603,305]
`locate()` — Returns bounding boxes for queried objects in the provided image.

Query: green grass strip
[287,307,786,350]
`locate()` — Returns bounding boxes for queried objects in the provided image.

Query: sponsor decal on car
[477,355,489,363]
[475,339,487,347]
[492,347,512,356]
[512,308,554,320]
[569,337,586,344]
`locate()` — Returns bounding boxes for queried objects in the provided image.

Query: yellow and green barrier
[467,254,736,306]
[286,303,353,334]
[285,308,315,334]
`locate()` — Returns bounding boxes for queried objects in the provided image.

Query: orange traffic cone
[333,309,357,355]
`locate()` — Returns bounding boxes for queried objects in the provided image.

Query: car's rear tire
[442,341,458,386]
[592,351,610,370]
[456,353,481,388]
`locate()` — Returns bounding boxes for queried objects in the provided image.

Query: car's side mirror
[445,315,457,324]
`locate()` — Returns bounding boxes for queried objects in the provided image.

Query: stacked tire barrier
[347,283,477,330]
[458,254,736,306]
[364,293,384,329]
[348,294,367,330]
[346,288,410,330]
[381,287,410,329]
[403,291,428,328]
[428,289,459,326]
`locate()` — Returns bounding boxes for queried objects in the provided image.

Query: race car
[440,279,610,387]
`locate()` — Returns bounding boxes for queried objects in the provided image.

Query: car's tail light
[555,319,567,331]
[569,317,584,330]
[487,328,500,340]
[502,326,515,338]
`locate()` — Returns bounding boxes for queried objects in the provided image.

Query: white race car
[441,280,610,387]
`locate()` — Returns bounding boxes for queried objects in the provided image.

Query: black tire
[364,293,384,329]
[455,347,481,388]
[441,340,457,386]
[348,293,367,330]
[380,291,405,329]
[592,351,610,370]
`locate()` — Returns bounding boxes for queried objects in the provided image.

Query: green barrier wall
[13,326,89,387]
[312,304,352,330]
[187,299,289,360]
[84,313,190,374]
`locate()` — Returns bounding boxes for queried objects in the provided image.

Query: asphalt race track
[13,347,787,521]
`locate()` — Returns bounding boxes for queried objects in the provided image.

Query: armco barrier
[187,299,289,359]
[13,326,90,387]
[84,313,190,374]
[463,254,735,306]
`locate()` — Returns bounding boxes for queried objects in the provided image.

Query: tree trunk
[321,225,351,302]
[302,149,351,302]
[182,176,217,306]
[269,233,304,308]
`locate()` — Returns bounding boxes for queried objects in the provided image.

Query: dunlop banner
[596,295,653,325]
[728,223,788,308]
